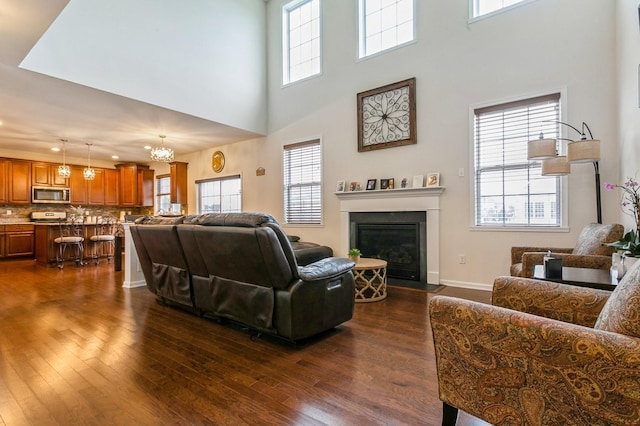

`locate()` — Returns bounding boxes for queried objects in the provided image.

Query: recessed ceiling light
[111,155,119,159]
[51,147,60,152]
[144,145,152,150]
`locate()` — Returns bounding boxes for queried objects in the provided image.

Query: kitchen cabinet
[88,168,105,205]
[104,168,119,206]
[0,224,35,258]
[69,165,88,205]
[31,162,69,187]
[8,159,31,204]
[170,162,188,204]
[0,159,7,204]
[116,163,154,207]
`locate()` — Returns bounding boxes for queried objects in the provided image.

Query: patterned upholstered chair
[429,259,640,426]
[510,223,624,278]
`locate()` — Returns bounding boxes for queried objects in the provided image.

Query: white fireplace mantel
[336,187,444,284]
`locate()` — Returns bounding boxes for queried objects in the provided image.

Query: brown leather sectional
[130,212,355,341]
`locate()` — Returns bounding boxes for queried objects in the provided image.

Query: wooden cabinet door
[5,224,34,257]
[0,160,7,204]
[32,162,50,186]
[117,164,137,206]
[170,162,188,204]
[87,168,105,205]
[69,166,88,205]
[138,168,154,207]
[9,160,31,204]
[51,164,69,187]
[104,169,119,206]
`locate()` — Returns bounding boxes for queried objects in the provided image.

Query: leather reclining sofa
[130,212,356,341]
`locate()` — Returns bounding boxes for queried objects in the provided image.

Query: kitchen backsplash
[0,204,153,221]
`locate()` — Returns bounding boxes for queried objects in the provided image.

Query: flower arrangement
[70,205,86,217]
[604,176,640,257]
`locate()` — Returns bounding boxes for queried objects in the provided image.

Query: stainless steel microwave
[31,186,71,204]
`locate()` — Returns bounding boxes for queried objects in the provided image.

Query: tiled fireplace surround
[336,187,443,285]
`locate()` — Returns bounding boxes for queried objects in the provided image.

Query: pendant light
[83,143,96,180]
[150,135,174,162]
[57,139,71,178]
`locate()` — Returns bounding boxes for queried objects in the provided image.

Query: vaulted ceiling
[0,0,265,164]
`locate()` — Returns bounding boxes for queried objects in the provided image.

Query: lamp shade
[567,139,600,163]
[527,138,557,160]
[541,155,571,176]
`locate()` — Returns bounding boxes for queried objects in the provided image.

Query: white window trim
[195,173,243,214]
[281,0,323,87]
[281,136,324,227]
[468,0,539,24]
[356,0,417,61]
[468,88,569,231]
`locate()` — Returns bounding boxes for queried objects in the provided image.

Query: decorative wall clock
[357,77,416,152]
[211,151,225,173]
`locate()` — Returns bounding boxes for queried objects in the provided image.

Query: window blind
[474,93,561,226]
[283,139,322,224]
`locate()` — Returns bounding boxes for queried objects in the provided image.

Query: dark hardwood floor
[0,259,491,425]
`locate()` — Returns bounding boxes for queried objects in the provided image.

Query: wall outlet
[6,210,11,216]
[459,254,466,264]
[458,168,465,177]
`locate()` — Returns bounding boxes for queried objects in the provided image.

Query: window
[283,139,322,224]
[358,0,414,59]
[196,175,242,214]
[474,93,561,227]
[471,0,528,19]
[282,0,321,85]
[156,175,171,214]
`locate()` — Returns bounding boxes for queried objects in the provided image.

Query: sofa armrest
[429,295,640,425]
[511,246,572,265]
[298,257,355,281]
[492,276,611,327]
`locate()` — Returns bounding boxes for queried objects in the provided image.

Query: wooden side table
[353,258,387,302]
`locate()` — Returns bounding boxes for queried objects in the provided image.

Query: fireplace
[350,211,426,287]
[336,186,443,285]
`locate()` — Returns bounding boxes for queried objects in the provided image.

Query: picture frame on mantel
[427,173,440,187]
[357,78,417,152]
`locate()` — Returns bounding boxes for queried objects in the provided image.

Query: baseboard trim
[439,279,492,292]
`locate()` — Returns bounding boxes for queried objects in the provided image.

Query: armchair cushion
[573,222,624,256]
[595,257,640,338]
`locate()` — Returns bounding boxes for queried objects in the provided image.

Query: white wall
[21,0,267,135]
[617,0,640,232]
[179,0,619,289]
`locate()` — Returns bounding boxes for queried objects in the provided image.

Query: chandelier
[83,143,96,180]
[58,139,71,178]
[150,135,174,162]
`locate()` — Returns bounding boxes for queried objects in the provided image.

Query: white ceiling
[0,0,262,164]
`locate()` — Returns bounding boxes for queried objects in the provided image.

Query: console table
[353,258,387,302]
[533,265,617,291]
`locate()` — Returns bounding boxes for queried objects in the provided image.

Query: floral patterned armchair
[429,259,640,426]
[510,223,624,278]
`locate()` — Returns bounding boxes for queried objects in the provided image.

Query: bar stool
[89,217,116,264]
[54,217,85,269]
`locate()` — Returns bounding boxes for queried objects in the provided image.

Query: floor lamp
[528,121,601,223]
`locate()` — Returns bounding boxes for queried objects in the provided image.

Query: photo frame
[366,179,377,190]
[349,181,359,192]
[426,173,440,187]
[388,178,394,189]
[357,78,417,152]
[412,175,424,188]
[380,179,389,190]
[336,181,345,192]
